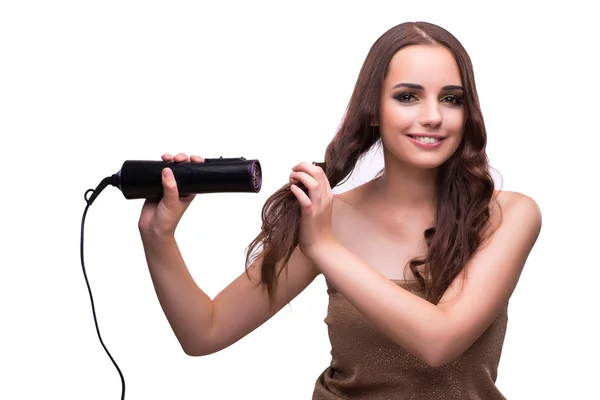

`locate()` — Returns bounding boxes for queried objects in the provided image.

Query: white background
[1,1,598,399]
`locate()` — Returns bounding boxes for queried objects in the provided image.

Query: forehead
[385,44,462,88]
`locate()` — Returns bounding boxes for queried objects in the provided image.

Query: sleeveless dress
[312,279,508,399]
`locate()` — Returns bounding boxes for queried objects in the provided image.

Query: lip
[406,134,445,149]
[407,133,445,139]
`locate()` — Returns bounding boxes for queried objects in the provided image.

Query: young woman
[138,21,542,399]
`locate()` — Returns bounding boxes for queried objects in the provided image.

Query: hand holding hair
[289,161,338,259]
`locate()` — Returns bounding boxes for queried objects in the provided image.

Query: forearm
[308,243,448,366]
[141,233,214,355]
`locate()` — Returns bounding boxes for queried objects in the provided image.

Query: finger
[291,171,325,205]
[162,153,174,162]
[161,167,180,207]
[290,184,312,209]
[190,155,204,162]
[290,171,319,193]
[292,162,321,175]
[289,171,301,184]
[294,162,331,196]
[294,162,328,185]
[174,153,189,162]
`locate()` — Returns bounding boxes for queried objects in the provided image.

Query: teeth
[413,136,441,144]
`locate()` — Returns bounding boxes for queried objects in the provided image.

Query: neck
[371,154,439,217]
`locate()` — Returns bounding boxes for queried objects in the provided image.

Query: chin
[392,150,457,171]
[411,158,450,170]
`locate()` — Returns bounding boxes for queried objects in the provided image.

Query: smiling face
[377,44,466,170]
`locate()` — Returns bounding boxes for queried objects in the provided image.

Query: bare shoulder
[492,190,542,224]
[487,189,542,248]
[493,189,539,209]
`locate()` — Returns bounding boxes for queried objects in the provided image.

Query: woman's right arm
[139,152,319,356]
[142,233,319,356]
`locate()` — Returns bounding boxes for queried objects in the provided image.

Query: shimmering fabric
[312,279,508,399]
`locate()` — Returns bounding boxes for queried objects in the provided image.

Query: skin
[139,44,542,368]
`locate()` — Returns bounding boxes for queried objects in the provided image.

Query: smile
[407,134,445,148]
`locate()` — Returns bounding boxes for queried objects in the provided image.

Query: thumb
[161,167,179,207]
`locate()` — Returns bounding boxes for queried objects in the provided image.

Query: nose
[419,99,442,129]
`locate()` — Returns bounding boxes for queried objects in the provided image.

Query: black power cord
[81,176,125,399]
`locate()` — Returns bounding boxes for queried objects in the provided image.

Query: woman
[138,21,542,399]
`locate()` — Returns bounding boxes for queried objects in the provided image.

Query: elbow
[427,348,467,368]
[183,346,203,357]
[182,340,216,357]
[398,308,471,367]
[182,323,223,357]
[182,342,201,357]
[423,351,452,368]
[419,331,464,368]
[419,344,448,368]
[183,345,210,357]
[181,324,218,357]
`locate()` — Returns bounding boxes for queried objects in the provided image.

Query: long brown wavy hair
[245,21,498,305]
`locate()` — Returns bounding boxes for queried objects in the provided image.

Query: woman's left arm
[289,162,542,367]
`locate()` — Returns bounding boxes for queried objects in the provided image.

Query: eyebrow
[392,83,464,91]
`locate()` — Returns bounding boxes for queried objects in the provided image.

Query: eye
[441,95,464,105]
[394,93,417,103]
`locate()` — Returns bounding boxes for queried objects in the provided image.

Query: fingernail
[163,168,173,179]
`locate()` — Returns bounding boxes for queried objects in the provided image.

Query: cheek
[380,103,418,130]
[442,109,465,133]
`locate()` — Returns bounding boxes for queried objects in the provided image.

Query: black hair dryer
[116,157,262,199]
